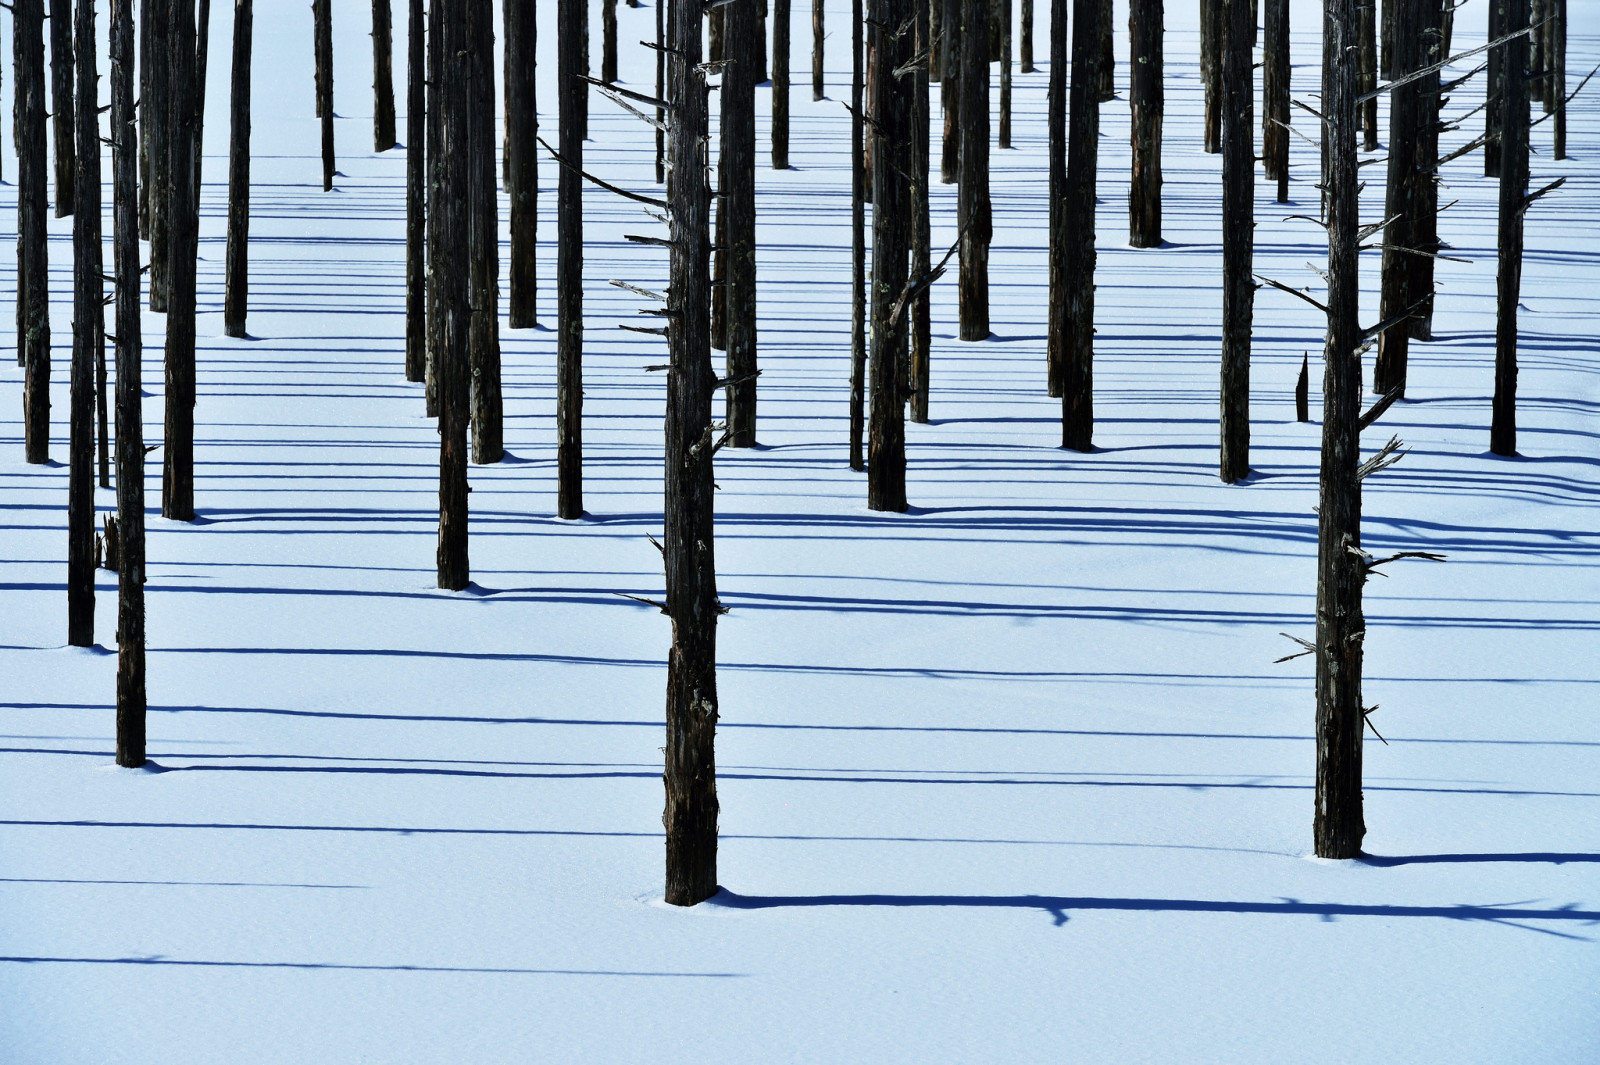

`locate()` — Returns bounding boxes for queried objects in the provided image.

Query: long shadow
[0,877,368,888]
[1361,852,1600,868]
[0,955,743,977]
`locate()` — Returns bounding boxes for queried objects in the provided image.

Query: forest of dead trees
[5,0,1583,902]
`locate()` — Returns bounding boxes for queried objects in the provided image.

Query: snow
[3,0,1599,1061]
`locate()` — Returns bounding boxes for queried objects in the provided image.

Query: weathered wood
[17,0,52,462]
[373,0,398,149]
[1262,0,1289,201]
[401,0,427,365]
[1098,0,1114,99]
[1046,0,1066,395]
[910,0,933,422]
[1408,0,1442,340]
[724,0,758,445]
[425,0,443,415]
[849,0,866,469]
[1374,0,1419,396]
[1491,0,1528,456]
[657,0,666,176]
[1358,0,1378,148]
[469,0,503,464]
[940,0,961,183]
[1128,0,1163,246]
[50,0,75,216]
[1219,0,1252,482]
[558,0,587,514]
[149,0,172,309]
[506,0,538,327]
[869,0,911,511]
[315,0,335,190]
[140,0,151,237]
[68,0,102,646]
[773,0,790,167]
[999,0,1013,146]
[193,0,211,215]
[602,0,618,82]
[957,0,991,339]
[164,0,200,522]
[226,0,252,339]
[1021,0,1034,70]
[1200,0,1220,152]
[1060,0,1100,448]
[1295,352,1309,421]
[435,0,472,589]
[1551,0,1566,157]
[1382,0,1394,76]
[1486,0,1504,175]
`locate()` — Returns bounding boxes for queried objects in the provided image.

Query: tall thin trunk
[403,0,425,365]
[1408,0,1441,340]
[50,0,75,216]
[658,0,667,177]
[999,0,1013,146]
[723,0,759,445]
[470,0,503,463]
[374,0,398,149]
[436,0,472,589]
[813,0,825,99]
[558,0,587,515]
[773,0,790,167]
[194,0,211,198]
[1046,0,1066,395]
[1486,0,1504,175]
[1060,0,1099,449]
[164,0,199,522]
[506,0,538,327]
[111,0,147,767]
[910,0,932,422]
[1381,0,1394,76]
[849,0,866,469]
[148,0,171,309]
[1098,0,1113,99]
[1490,0,1527,457]
[425,0,443,415]
[1374,0,1419,396]
[662,0,721,910]
[940,0,961,184]
[1021,0,1034,70]
[1200,0,1220,152]
[1128,0,1162,246]
[68,0,102,646]
[315,0,335,189]
[226,0,252,338]
[755,0,768,82]
[1551,0,1565,158]
[19,0,51,461]
[602,0,617,83]
[140,0,151,236]
[1263,0,1289,200]
[869,0,911,511]
[1219,0,1252,482]
[957,0,990,339]
[1358,0,1377,149]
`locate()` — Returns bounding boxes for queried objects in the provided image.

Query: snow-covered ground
[4,0,1599,1061]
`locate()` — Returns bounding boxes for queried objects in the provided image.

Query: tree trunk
[849,0,866,469]
[69,0,102,647]
[315,0,335,189]
[1046,0,1066,395]
[140,0,151,236]
[194,0,211,219]
[1060,0,1099,449]
[1098,0,1114,99]
[374,0,398,149]
[50,0,75,216]
[723,0,759,445]
[17,0,51,464]
[602,0,617,82]
[469,0,503,464]
[910,0,932,422]
[999,0,1013,146]
[111,0,147,766]
[226,0,252,339]
[435,0,472,590]
[506,0,537,327]
[869,0,911,511]
[657,0,667,177]
[1551,0,1565,158]
[1486,0,1503,176]
[957,0,991,339]
[148,0,172,309]
[662,0,721,909]
[1219,0,1252,482]
[425,0,443,415]
[1408,0,1441,340]
[558,0,586,515]
[164,0,200,523]
[1358,0,1377,149]
[1021,0,1034,70]
[1314,0,1366,860]
[812,0,825,99]
[940,0,961,183]
[1128,0,1162,246]
[1490,0,1527,457]
[773,0,790,166]
[401,0,426,365]
[1374,0,1419,396]
[1381,0,1394,77]
[1200,0,1220,152]
[1262,0,1289,200]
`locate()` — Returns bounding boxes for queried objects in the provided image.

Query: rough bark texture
[602,0,618,82]
[140,0,151,236]
[1098,0,1114,99]
[1551,0,1565,158]
[722,0,759,446]
[773,0,790,167]
[957,0,991,339]
[425,0,443,415]
[226,0,253,339]
[1128,0,1163,247]
[164,0,200,523]
[69,0,102,647]
[435,0,472,589]
[373,0,398,149]
[940,0,961,183]
[1358,0,1377,149]
[657,0,666,178]
[1408,0,1441,340]
[1219,0,1253,483]
[1374,0,1419,396]
[194,0,211,205]
[1046,0,1066,395]
[910,0,933,422]
[506,0,537,327]
[869,0,911,511]
[1491,0,1528,457]
[849,0,866,469]
[999,0,1013,146]
[402,0,426,367]
[558,0,586,515]
[50,0,76,216]
[1382,0,1394,76]
[1021,0,1034,70]
[662,0,721,909]
[1060,0,1100,449]
[149,0,172,309]
[813,0,825,98]
[1314,0,1366,860]
[1200,0,1220,152]
[1486,0,1504,176]
[1263,0,1289,200]
[17,0,51,463]
[315,0,335,190]
[469,0,503,464]
[112,0,147,767]
[1295,351,1309,421]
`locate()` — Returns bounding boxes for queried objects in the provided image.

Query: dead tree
[1373,0,1421,397]
[1263,0,1290,201]
[1551,0,1565,157]
[869,0,911,511]
[1021,0,1033,70]
[940,0,960,183]
[374,0,398,149]
[1382,0,1394,75]
[148,0,172,310]
[506,0,537,327]
[813,0,825,98]
[1059,0,1101,450]
[661,0,722,908]
[111,0,147,767]
[164,0,200,522]
[401,0,426,365]
[602,0,617,83]
[1491,0,1529,457]
[435,0,472,589]
[723,0,759,446]
[1486,0,1504,175]
[17,0,51,464]
[910,0,933,421]
[194,0,212,219]
[68,0,102,647]
[1408,0,1442,340]
[1200,0,1219,151]
[558,0,587,515]
[225,0,253,339]
[1046,0,1065,394]
[849,0,866,469]
[999,0,1012,146]
[315,0,335,190]
[657,0,666,178]
[50,0,75,216]
[1358,0,1378,149]
[426,0,443,415]
[469,0,503,464]
[774,0,790,167]
[1219,0,1252,482]
[1128,0,1163,246]
[1098,0,1113,100]
[140,0,151,235]
[957,0,991,339]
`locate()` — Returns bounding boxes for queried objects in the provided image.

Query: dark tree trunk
[435,0,472,589]
[111,0,147,767]
[1263,0,1289,201]
[999,0,1012,146]
[164,0,200,523]
[17,0,51,463]
[1551,0,1565,158]
[403,0,426,366]
[1374,0,1419,396]
[849,0,866,469]
[50,0,75,216]
[1059,0,1099,449]
[425,0,443,415]
[657,0,666,177]
[957,0,990,339]
[469,0,503,464]
[812,0,825,98]
[315,0,335,189]
[1021,0,1034,70]
[773,0,790,167]
[1490,0,1527,457]
[662,0,721,909]
[757,0,769,82]
[910,0,932,422]
[602,0,617,82]
[1408,0,1441,340]
[1358,0,1377,149]
[940,0,961,184]
[374,0,398,149]
[226,0,252,339]
[68,0,102,647]
[1219,0,1252,482]
[148,0,171,309]
[1046,0,1065,395]
[140,0,151,236]
[1200,0,1220,152]
[558,0,586,515]
[1098,0,1113,99]
[1381,0,1394,77]
[723,0,759,445]
[1314,0,1366,860]
[506,0,537,327]
[1486,0,1503,175]
[869,0,911,511]
[1128,0,1162,246]
[193,0,211,218]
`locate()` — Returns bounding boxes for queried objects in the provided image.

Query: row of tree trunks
[724,0,759,446]
[17,0,51,462]
[1200,0,1219,152]
[1358,0,1378,150]
[1491,0,1529,456]
[1373,0,1422,397]
[1046,0,1066,395]
[148,0,172,309]
[814,0,825,99]
[50,0,75,216]
[507,0,538,326]
[165,0,201,523]
[558,0,587,515]
[869,0,912,512]
[957,0,991,339]
[1219,0,1253,483]
[774,0,790,167]
[1262,0,1290,201]
[470,0,504,464]
[662,0,722,909]
[435,0,472,590]
[1059,0,1101,449]
[909,0,933,422]
[68,0,102,646]
[373,0,398,150]
[1128,0,1163,247]
[226,0,253,338]
[111,0,147,768]
[848,0,866,469]
[315,0,335,190]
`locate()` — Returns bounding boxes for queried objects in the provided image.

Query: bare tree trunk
[315,0,335,190]
[17,0,51,463]
[558,0,586,514]
[1381,0,1394,76]
[999,0,1013,146]
[148,0,171,309]
[602,0,617,82]
[425,0,443,415]
[403,0,426,365]
[1314,0,1366,860]
[813,0,824,98]
[1358,0,1377,149]
[469,0,503,464]
[1128,0,1163,246]
[849,0,866,469]
[657,0,667,176]
[957,0,990,339]
[910,0,932,422]
[1408,0,1441,340]
[710,5,723,60]
[1262,0,1289,201]
[1486,0,1503,176]
[506,0,537,327]
[1046,0,1065,395]
[374,0,398,149]
[226,0,252,339]
[773,0,790,166]
[69,0,102,647]
[193,0,211,215]
[50,0,75,216]
[1490,0,1527,457]
[140,0,151,236]
[1374,0,1419,396]
[662,0,721,909]
[435,0,472,589]
[1551,0,1565,158]
[1021,0,1034,70]
[940,0,960,183]
[1201,0,1220,152]
[1219,0,1252,482]
[1098,0,1113,99]
[869,0,911,511]
[1060,0,1099,449]
[164,0,199,522]
[723,0,759,445]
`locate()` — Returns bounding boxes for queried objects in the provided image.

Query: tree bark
[1046,0,1066,394]
[17,0,51,463]
[1021,0,1034,70]
[1381,0,1394,77]
[425,0,443,415]
[506,0,537,327]
[1128,0,1162,246]
[140,0,151,236]
[558,0,587,514]
[194,0,211,218]
[468,0,503,464]
[1295,351,1309,421]
[1314,0,1366,860]
[226,0,252,339]
[1060,0,1099,449]
[910,0,932,422]
[602,0,617,83]
[657,0,667,177]
[148,0,172,309]
[722,0,759,445]
[50,0,75,216]
[69,0,102,647]
[869,0,911,511]
[401,0,427,365]
[435,0,472,589]
[315,0,335,189]
[373,0,398,149]
[999,0,1013,146]
[1098,0,1114,99]
[1486,0,1504,176]
[1374,0,1419,396]
[773,0,790,167]
[1358,0,1377,149]
[1408,0,1441,340]
[662,0,721,909]
[849,0,866,468]
[957,0,991,339]
[1200,0,1220,152]
[1551,0,1565,158]
[164,0,200,523]
[1262,0,1289,200]
[940,0,961,183]
[1490,0,1527,457]
[1219,0,1252,482]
